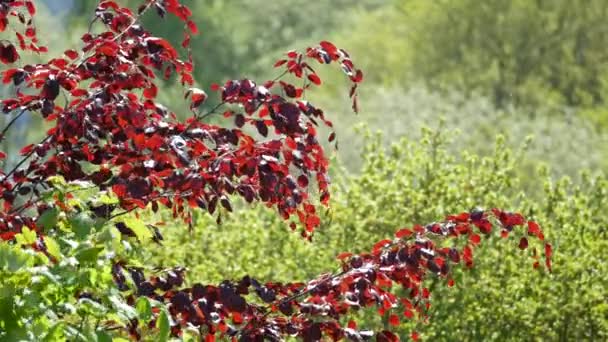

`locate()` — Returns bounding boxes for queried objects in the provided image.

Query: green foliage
[149,127,608,340]
[0,181,160,341]
[318,87,608,182]
[338,0,608,109]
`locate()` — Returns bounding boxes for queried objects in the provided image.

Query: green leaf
[42,322,65,341]
[99,193,119,205]
[15,227,37,246]
[37,208,59,231]
[43,236,62,260]
[95,331,113,342]
[123,217,152,242]
[157,309,170,342]
[74,246,103,265]
[136,296,152,322]
[78,298,108,317]
[109,295,137,321]
[47,175,67,188]
[69,212,95,239]
[36,267,60,284]
[181,331,197,342]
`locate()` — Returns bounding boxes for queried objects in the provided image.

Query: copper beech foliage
[0,0,551,341]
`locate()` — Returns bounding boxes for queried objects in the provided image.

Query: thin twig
[195,101,225,122]
[2,135,51,182]
[108,208,135,220]
[0,108,27,142]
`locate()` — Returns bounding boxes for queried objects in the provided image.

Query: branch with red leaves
[110,208,551,341]
[0,0,362,240]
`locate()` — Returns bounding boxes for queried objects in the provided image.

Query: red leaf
[544,242,552,258]
[463,245,473,267]
[544,242,553,272]
[422,288,430,299]
[527,221,543,240]
[305,215,320,230]
[404,310,414,319]
[319,41,338,56]
[388,314,400,326]
[519,237,528,250]
[112,184,127,198]
[469,233,481,245]
[97,43,118,57]
[186,20,198,34]
[143,84,157,99]
[25,27,35,38]
[274,59,287,68]
[297,175,308,188]
[15,32,25,50]
[0,231,16,241]
[99,1,119,10]
[336,252,352,260]
[1,68,17,84]
[328,132,336,142]
[64,49,79,60]
[0,43,20,64]
[26,1,36,16]
[70,88,88,97]
[351,69,364,83]
[307,73,321,85]
[20,143,34,156]
[255,120,268,137]
[372,239,392,254]
[185,87,207,108]
[395,228,414,239]
[377,331,399,342]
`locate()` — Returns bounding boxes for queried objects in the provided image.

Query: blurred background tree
[340,0,608,109]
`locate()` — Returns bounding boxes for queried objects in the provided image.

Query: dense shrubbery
[150,128,607,340]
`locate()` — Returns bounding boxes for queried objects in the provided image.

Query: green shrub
[149,127,608,340]
[0,181,153,341]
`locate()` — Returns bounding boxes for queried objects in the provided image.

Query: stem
[67,0,154,76]
[2,135,51,182]
[0,108,27,142]
[195,101,225,122]
[108,208,135,220]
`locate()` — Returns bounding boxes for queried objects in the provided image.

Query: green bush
[0,180,155,341]
[148,127,608,340]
